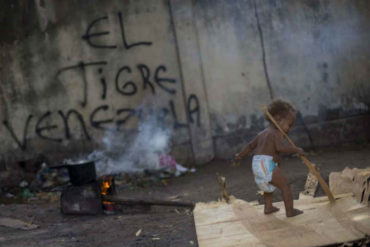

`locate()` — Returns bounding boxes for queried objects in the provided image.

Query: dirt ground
[0,144,369,247]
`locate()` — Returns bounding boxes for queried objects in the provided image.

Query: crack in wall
[191,1,216,157]
[252,0,316,150]
[253,0,274,100]
[167,0,196,163]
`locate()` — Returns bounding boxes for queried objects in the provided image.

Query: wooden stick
[261,106,335,203]
[103,196,195,208]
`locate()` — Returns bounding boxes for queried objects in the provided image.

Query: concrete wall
[194,0,370,158]
[0,0,369,167]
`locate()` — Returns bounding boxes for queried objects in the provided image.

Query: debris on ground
[19,180,28,188]
[156,154,196,178]
[299,163,320,199]
[114,154,196,188]
[0,217,39,230]
[136,228,142,237]
[230,159,241,167]
[0,156,45,192]
[329,167,370,205]
[0,156,63,203]
[33,163,69,190]
[216,173,230,203]
[329,167,356,195]
[5,193,15,198]
[34,192,61,203]
[21,188,34,199]
[159,154,177,170]
[0,152,196,203]
[353,168,370,205]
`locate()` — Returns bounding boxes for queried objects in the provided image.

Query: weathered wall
[0,0,211,166]
[0,0,369,167]
[193,0,370,158]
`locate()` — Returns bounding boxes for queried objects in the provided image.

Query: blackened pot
[66,161,97,186]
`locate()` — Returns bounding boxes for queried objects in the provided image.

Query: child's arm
[274,132,304,155]
[235,136,258,160]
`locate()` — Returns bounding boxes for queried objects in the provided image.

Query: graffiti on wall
[3,12,201,151]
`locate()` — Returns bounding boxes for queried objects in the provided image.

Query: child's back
[253,128,280,161]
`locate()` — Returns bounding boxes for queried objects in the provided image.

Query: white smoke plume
[91,113,173,177]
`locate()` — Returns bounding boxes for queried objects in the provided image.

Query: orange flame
[101,181,111,196]
[101,176,114,206]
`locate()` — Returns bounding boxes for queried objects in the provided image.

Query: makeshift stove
[60,160,118,215]
[60,160,194,215]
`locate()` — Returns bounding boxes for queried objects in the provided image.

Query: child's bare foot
[286,208,303,217]
[264,206,280,215]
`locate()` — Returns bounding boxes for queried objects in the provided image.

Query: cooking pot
[64,160,97,186]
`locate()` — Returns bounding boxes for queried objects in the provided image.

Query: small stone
[19,180,29,188]
[5,193,15,198]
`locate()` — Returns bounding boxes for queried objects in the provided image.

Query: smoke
[91,112,173,177]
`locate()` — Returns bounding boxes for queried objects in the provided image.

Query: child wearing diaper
[234,99,305,217]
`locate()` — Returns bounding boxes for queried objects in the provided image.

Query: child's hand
[231,153,242,166]
[234,153,242,160]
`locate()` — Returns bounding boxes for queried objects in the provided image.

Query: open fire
[60,159,121,215]
[100,175,116,211]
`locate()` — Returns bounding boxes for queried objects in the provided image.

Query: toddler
[234,99,304,217]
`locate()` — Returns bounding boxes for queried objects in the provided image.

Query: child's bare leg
[270,167,303,217]
[263,192,279,214]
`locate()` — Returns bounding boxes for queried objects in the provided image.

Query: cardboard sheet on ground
[194,194,370,247]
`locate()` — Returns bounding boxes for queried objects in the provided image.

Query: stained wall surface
[0,0,369,166]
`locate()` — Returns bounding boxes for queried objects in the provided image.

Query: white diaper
[252,155,277,193]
